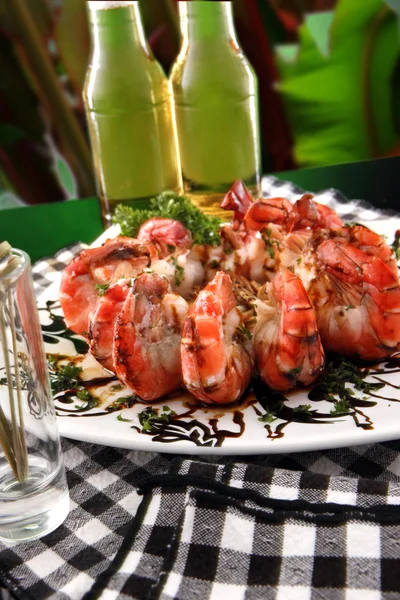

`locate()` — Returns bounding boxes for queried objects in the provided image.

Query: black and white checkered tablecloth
[1,177,400,600]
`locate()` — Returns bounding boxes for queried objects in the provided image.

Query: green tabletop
[1,156,399,263]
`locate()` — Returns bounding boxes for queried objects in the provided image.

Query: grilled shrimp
[244,197,294,232]
[253,268,325,392]
[137,218,192,257]
[181,271,254,405]
[113,273,189,401]
[88,279,131,372]
[220,179,255,222]
[59,237,157,336]
[339,224,398,277]
[298,240,400,361]
[292,194,343,231]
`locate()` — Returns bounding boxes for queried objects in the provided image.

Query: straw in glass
[0,242,29,482]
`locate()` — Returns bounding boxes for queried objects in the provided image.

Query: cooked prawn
[59,237,157,336]
[220,179,254,222]
[88,279,131,372]
[339,224,398,278]
[244,197,294,232]
[292,194,343,231]
[302,240,400,361]
[113,273,189,401]
[137,218,192,257]
[181,271,254,404]
[253,268,325,392]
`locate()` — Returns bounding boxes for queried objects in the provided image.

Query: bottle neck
[87,1,149,57]
[179,1,237,43]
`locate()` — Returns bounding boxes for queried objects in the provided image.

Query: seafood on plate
[181,271,254,404]
[58,180,400,406]
[113,272,189,401]
[137,217,192,257]
[253,268,325,391]
[297,239,400,361]
[59,237,157,336]
[89,279,131,373]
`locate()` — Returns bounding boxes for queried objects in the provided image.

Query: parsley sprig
[112,191,222,246]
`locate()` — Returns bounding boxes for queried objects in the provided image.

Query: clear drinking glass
[0,247,69,543]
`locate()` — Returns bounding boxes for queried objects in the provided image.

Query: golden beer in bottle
[83,1,182,227]
[170,1,261,218]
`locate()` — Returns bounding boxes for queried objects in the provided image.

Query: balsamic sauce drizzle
[41,302,400,448]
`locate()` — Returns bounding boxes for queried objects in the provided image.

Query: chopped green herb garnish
[117,414,132,422]
[289,366,302,377]
[345,305,355,311]
[209,260,219,269]
[96,283,110,296]
[48,354,57,367]
[238,324,252,341]
[311,356,385,411]
[106,395,137,412]
[394,230,400,261]
[258,408,278,424]
[330,398,351,416]
[49,362,83,393]
[75,388,98,409]
[110,384,123,392]
[261,228,280,259]
[293,404,313,414]
[76,388,92,402]
[138,406,175,432]
[171,256,185,286]
[112,191,222,246]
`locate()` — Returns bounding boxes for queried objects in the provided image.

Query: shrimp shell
[113,273,189,401]
[181,271,254,405]
[253,268,325,392]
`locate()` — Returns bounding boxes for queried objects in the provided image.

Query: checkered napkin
[88,457,400,600]
[2,177,400,600]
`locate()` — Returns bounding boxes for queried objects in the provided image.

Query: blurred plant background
[0,0,399,209]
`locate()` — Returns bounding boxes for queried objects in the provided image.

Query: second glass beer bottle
[170,1,261,217]
[83,1,182,227]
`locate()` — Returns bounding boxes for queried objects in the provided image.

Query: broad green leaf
[305,12,334,57]
[275,0,399,168]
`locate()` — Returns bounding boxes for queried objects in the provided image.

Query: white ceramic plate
[40,215,400,456]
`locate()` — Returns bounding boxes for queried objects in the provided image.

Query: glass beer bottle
[170,1,261,218]
[83,1,182,227]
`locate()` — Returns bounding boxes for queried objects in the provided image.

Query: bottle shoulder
[170,44,257,101]
[84,54,170,108]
